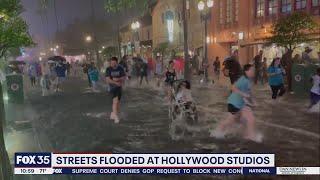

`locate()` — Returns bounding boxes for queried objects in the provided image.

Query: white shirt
[176,89,193,103]
[311,75,320,95]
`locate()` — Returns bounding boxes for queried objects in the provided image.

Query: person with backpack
[222,50,242,84]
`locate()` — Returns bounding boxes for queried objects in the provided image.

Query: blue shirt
[88,68,99,82]
[55,64,66,77]
[105,65,125,88]
[227,76,251,109]
[268,66,284,86]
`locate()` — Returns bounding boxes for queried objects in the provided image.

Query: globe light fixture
[85,35,92,42]
[207,0,214,8]
[56,45,59,49]
[131,21,140,30]
[198,1,205,11]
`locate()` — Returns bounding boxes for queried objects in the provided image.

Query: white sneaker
[114,114,120,124]
[110,112,116,120]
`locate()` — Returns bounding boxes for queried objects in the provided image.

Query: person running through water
[211,64,261,142]
[213,56,221,80]
[267,57,286,102]
[28,64,37,87]
[88,62,99,92]
[155,56,163,87]
[308,67,320,110]
[54,61,67,92]
[139,59,149,86]
[106,57,126,123]
[165,60,177,101]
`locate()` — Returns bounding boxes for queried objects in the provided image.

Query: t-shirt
[253,55,262,70]
[227,76,251,109]
[311,75,320,95]
[88,68,99,82]
[140,63,148,75]
[267,66,284,86]
[155,62,162,75]
[224,56,241,77]
[165,70,176,85]
[105,65,125,88]
[55,64,66,77]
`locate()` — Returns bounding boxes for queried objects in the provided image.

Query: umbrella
[48,56,66,62]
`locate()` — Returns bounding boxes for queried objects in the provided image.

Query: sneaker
[114,114,120,124]
[244,133,263,143]
[110,112,115,120]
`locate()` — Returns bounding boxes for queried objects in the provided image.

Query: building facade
[208,0,320,67]
[151,0,210,58]
[119,14,153,58]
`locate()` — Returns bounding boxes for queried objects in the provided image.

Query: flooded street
[8,77,317,162]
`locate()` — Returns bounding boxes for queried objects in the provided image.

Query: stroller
[168,80,198,139]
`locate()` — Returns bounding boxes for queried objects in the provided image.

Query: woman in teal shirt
[267,58,286,100]
[212,64,259,142]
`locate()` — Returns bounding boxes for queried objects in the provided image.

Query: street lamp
[131,21,140,55]
[56,45,59,49]
[198,0,213,82]
[85,35,92,42]
[131,21,140,30]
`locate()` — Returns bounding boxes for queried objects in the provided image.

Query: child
[211,64,261,142]
[309,68,320,111]
[88,64,99,92]
[176,80,193,103]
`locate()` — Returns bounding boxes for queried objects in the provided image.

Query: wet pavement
[5,76,320,180]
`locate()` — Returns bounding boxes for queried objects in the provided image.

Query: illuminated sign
[165,11,174,42]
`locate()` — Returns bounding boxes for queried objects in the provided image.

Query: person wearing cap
[302,47,313,64]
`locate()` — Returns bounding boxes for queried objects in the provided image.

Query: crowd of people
[7,46,318,142]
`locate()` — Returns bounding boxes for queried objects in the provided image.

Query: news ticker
[14,153,320,175]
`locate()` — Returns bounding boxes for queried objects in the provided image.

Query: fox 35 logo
[15,153,51,167]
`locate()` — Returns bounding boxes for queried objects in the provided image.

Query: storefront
[256,39,320,66]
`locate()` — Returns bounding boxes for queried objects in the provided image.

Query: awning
[240,40,266,47]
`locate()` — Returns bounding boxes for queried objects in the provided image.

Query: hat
[305,47,313,53]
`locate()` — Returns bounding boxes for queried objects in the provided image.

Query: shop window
[281,0,292,13]
[226,0,233,23]
[312,0,320,6]
[268,0,278,15]
[295,0,306,10]
[256,0,265,17]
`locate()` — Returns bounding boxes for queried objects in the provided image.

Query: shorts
[310,92,320,105]
[228,104,240,114]
[110,87,122,100]
[165,81,174,87]
[57,77,66,84]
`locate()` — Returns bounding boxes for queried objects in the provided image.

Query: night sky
[21,0,138,53]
